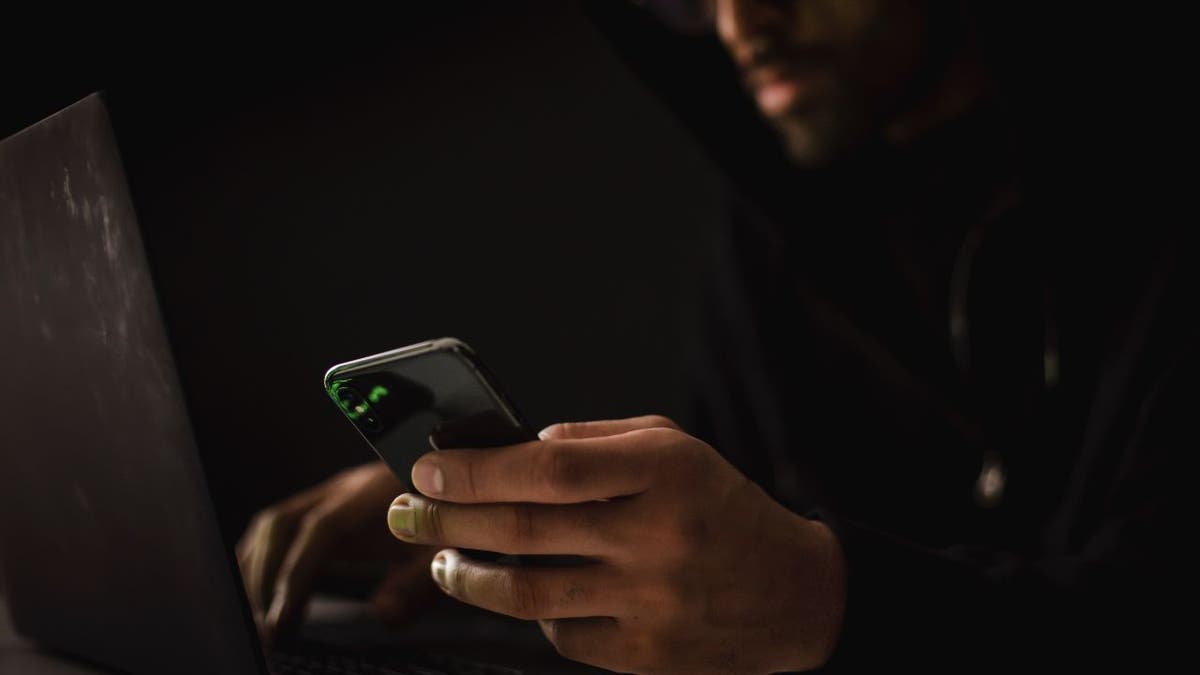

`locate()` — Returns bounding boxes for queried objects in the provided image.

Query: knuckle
[506,572,544,619]
[643,414,681,431]
[423,500,445,541]
[241,512,272,551]
[640,425,688,449]
[538,444,580,495]
[254,506,285,531]
[463,455,481,501]
[508,504,537,547]
[257,508,298,547]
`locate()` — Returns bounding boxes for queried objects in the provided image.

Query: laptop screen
[0,94,264,675]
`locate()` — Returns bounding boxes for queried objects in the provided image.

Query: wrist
[783,515,848,670]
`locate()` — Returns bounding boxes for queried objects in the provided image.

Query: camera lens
[338,388,366,415]
[337,386,363,408]
[336,386,383,432]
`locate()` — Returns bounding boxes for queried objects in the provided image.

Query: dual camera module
[333,383,386,433]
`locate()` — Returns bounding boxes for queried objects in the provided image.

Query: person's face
[713,0,931,166]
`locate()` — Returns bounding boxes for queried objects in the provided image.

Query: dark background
[2,2,739,542]
[5,1,1169,546]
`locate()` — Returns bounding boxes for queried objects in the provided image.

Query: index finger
[411,427,681,504]
[263,509,339,642]
[537,415,682,441]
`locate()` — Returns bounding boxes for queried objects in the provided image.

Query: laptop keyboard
[268,646,523,675]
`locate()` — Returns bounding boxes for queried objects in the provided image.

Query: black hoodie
[588,3,1192,671]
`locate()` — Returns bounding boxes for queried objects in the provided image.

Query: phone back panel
[324,339,536,485]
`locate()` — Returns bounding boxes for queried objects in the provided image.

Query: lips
[746,62,825,116]
[757,78,806,115]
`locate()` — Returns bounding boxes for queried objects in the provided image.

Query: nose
[714,0,787,60]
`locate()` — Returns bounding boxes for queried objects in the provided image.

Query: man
[239,1,1188,672]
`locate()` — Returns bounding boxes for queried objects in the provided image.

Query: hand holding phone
[325,338,579,565]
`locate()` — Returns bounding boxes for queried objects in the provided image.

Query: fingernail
[388,502,416,538]
[431,552,448,588]
[412,461,445,496]
[537,427,552,440]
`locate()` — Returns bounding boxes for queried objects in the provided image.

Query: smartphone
[326,338,587,564]
[324,337,538,483]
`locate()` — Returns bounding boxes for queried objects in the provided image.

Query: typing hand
[237,461,439,643]
[386,415,848,674]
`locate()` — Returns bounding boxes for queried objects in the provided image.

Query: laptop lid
[0,94,264,675]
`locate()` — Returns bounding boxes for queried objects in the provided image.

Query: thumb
[538,415,682,441]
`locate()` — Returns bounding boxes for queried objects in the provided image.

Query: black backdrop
[3,2,731,542]
[4,1,1179,546]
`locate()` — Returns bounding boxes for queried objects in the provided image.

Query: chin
[775,120,835,168]
[773,108,871,168]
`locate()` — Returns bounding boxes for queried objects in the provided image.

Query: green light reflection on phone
[328,380,389,422]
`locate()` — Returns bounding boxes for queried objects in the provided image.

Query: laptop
[0,94,598,675]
